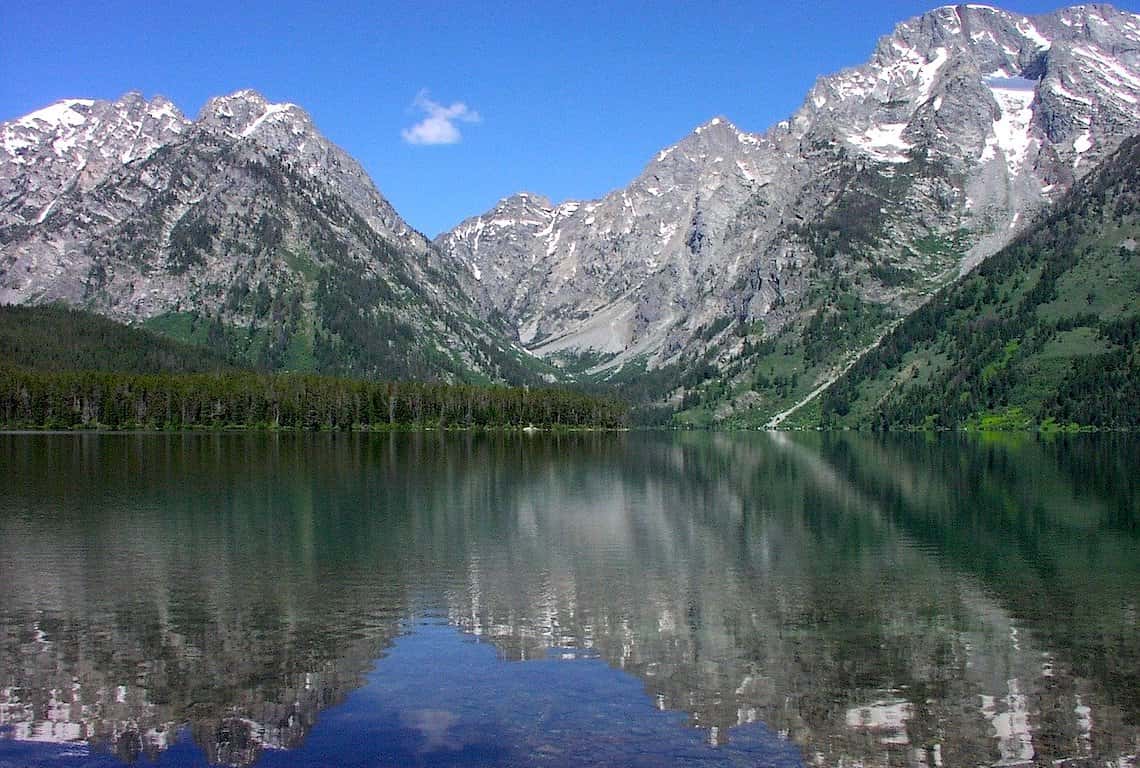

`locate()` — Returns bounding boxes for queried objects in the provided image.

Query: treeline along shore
[0,369,629,431]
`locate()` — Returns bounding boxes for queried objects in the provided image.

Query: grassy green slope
[816,136,1140,430]
[0,304,238,374]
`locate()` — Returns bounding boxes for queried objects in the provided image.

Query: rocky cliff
[437,4,1140,420]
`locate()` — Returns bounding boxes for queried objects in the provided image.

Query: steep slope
[814,133,1140,430]
[437,3,1140,422]
[0,91,546,384]
[443,121,781,367]
[0,304,237,374]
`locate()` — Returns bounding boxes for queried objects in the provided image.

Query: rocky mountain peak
[689,116,744,143]
[885,4,1054,54]
[801,3,1140,128]
[4,3,1139,411]
[0,87,529,384]
[492,192,555,217]
[0,92,190,228]
[197,89,311,141]
[652,116,767,169]
[8,98,96,132]
[189,89,426,253]
[434,2,1140,382]
[1,93,188,166]
[784,2,1140,228]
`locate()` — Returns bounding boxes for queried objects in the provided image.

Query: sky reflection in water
[3,618,802,768]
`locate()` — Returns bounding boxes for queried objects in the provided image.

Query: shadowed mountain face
[0,91,543,383]
[1,432,1136,767]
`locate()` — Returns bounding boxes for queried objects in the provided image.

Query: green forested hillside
[0,304,237,374]
[0,305,628,430]
[813,136,1140,430]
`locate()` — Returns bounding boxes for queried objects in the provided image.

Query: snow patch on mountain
[240,103,297,137]
[1016,17,1051,49]
[847,123,913,163]
[16,100,94,130]
[986,78,1038,174]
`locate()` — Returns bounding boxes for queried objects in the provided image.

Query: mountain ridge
[438,4,1140,359]
[436,2,1140,425]
[4,3,1140,421]
[1,89,551,385]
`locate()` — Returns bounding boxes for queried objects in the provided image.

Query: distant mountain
[813,133,1140,430]
[436,4,1140,423]
[0,304,237,374]
[0,90,548,384]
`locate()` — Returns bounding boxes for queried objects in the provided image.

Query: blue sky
[3,1,1138,236]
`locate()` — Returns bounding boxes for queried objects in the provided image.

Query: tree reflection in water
[0,432,1136,767]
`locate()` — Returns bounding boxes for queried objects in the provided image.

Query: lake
[0,431,1136,767]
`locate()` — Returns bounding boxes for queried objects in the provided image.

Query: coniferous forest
[813,135,1140,431]
[0,306,628,430]
[0,304,236,374]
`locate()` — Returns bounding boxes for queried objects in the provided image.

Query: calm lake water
[0,431,1136,768]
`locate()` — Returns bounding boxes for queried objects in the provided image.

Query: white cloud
[402,90,481,145]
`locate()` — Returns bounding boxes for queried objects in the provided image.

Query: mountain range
[3,3,1140,427]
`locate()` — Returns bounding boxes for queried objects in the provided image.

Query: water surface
[0,431,1137,767]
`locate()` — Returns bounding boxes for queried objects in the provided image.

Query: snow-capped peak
[694,116,732,134]
[13,99,95,130]
[1,93,189,169]
[199,90,307,138]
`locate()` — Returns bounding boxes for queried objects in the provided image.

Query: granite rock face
[1,93,189,232]
[437,4,1140,375]
[0,90,528,381]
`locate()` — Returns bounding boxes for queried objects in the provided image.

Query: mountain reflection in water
[0,431,1136,767]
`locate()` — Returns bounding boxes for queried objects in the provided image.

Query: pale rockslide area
[764,334,894,430]
[437,4,1140,376]
[3,5,1140,395]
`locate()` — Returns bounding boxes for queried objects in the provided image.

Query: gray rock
[4,4,1140,396]
[436,4,1140,377]
[0,90,529,382]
